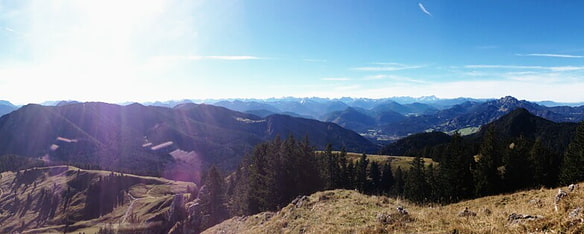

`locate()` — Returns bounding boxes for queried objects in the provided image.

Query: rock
[291,195,309,208]
[376,212,392,224]
[457,207,476,217]
[568,184,579,192]
[397,206,408,215]
[507,213,543,224]
[555,189,568,212]
[556,189,568,203]
[569,207,582,218]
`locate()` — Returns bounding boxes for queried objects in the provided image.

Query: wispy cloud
[206,56,264,60]
[4,27,15,32]
[322,77,351,81]
[363,74,428,83]
[465,64,584,72]
[418,3,432,16]
[353,62,424,71]
[152,55,266,61]
[516,53,583,58]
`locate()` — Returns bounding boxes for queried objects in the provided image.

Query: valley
[0,96,584,233]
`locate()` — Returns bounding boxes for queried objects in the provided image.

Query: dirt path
[121,193,139,224]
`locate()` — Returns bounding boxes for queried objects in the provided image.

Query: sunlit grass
[206,183,584,233]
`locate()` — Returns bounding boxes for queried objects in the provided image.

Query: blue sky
[1,0,584,104]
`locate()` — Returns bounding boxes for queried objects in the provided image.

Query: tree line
[202,121,584,220]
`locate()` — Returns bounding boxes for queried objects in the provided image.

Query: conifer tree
[404,156,429,203]
[439,132,474,202]
[368,161,381,194]
[345,160,355,189]
[199,165,228,230]
[392,166,405,196]
[355,153,369,192]
[380,162,394,195]
[337,147,349,189]
[560,122,584,185]
[529,138,558,187]
[474,127,502,196]
[502,136,532,192]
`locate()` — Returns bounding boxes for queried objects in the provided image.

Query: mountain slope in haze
[0,166,195,233]
[0,100,16,117]
[204,184,584,234]
[380,108,579,158]
[381,96,584,138]
[0,102,376,180]
[212,96,584,141]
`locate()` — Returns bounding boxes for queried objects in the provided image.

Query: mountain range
[380,108,579,157]
[0,102,376,181]
[196,96,584,143]
[0,101,16,118]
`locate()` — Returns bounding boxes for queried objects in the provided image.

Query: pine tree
[380,162,394,195]
[560,122,584,185]
[355,153,369,193]
[404,156,429,203]
[368,161,381,194]
[438,133,474,202]
[530,138,558,187]
[337,147,349,189]
[320,144,340,190]
[392,166,405,196]
[345,160,355,189]
[199,165,228,230]
[502,136,532,192]
[474,127,502,196]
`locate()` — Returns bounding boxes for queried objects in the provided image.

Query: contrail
[418,3,432,16]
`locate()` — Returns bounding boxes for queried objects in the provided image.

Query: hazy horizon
[4,95,584,107]
[2,1,584,104]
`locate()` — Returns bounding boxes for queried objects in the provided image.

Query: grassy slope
[205,184,584,233]
[344,152,437,171]
[0,165,195,233]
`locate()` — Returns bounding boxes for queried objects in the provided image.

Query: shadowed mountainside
[0,102,377,181]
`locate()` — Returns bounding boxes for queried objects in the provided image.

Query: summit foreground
[206,185,584,233]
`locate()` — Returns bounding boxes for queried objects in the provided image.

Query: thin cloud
[353,62,424,71]
[322,77,351,81]
[465,64,584,72]
[206,56,264,60]
[363,74,428,83]
[516,53,583,58]
[151,55,266,61]
[4,27,15,32]
[418,3,432,16]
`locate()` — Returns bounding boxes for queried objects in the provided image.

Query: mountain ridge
[0,102,377,181]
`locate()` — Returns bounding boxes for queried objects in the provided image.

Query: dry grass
[205,183,584,234]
